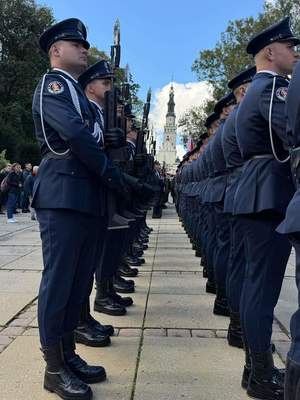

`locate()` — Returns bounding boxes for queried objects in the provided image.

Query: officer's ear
[264,45,275,61]
[49,42,61,59]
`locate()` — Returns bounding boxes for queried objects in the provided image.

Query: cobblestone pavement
[0,206,294,399]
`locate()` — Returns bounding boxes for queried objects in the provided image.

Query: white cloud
[149,81,212,140]
[176,144,186,159]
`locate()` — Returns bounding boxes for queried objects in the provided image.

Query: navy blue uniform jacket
[233,72,294,215]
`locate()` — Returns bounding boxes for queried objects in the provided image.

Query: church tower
[157,84,177,167]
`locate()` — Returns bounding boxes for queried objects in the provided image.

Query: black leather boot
[63,332,106,384]
[206,280,217,294]
[213,289,229,317]
[125,256,145,266]
[74,302,111,347]
[241,342,251,389]
[227,312,243,348]
[247,349,284,400]
[108,280,133,307]
[285,358,300,400]
[94,281,126,316]
[113,275,135,293]
[81,301,114,336]
[119,263,139,276]
[43,342,92,400]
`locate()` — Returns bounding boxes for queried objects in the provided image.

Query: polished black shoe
[79,300,114,336]
[43,343,92,400]
[213,293,230,317]
[125,256,144,266]
[94,281,127,316]
[247,350,284,400]
[108,280,134,307]
[206,280,217,294]
[74,323,111,347]
[119,264,139,277]
[63,332,106,384]
[66,354,106,384]
[202,267,208,278]
[110,292,133,307]
[113,276,135,294]
[242,365,251,389]
[227,312,243,349]
[195,250,202,258]
[285,358,300,400]
[94,295,126,316]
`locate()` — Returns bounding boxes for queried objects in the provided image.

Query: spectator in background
[6,163,22,223]
[24,165,38,220]
[21,163,32,213]
[0,164,11,214]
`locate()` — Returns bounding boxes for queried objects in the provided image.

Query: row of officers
[31,18,161,400]
[175,16,300,400]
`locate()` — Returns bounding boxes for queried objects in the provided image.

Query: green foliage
[179,0,300,142]
[0,149,10,170]
[0,0,53,164]
[192,0,300,98]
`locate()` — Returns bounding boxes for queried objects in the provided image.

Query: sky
[39,0,266,156]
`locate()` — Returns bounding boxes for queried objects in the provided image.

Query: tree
[192,0,300,98]
[178,0,300,144]
[0,0,53,164]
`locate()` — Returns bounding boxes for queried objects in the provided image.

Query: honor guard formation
[175,16,300,400]
[17,12,300,400]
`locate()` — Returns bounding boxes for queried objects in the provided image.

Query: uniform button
[71,171,74,175]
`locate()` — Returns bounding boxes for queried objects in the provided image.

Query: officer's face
[91,79,112,101]
[269,41,298,75]
[51,41,88,73]
[208,120,219,136]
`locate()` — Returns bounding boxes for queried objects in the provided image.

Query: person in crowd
[6,163,22,223]
[24,165,38,220]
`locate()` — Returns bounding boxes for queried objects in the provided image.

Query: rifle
[136,88,151,157]
[104,19,129,231]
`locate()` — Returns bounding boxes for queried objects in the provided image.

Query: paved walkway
[0,205,294,399]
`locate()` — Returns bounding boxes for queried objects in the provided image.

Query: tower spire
[166,84,175,117]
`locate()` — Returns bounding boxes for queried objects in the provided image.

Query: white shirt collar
[256,70,278,76]
[126,139,136,148]
[89,99,103,113]
[52,68,78,83]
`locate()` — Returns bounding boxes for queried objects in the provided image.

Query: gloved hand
[122,173,154,202]
[101,162,131,201]
[104,128,126,149]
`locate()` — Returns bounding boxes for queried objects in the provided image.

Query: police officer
[233,17,299,400]
[32,19,129,400]
[208,93,235,316]
[277,59,300,399]
[78,60,135,317]
[221,66,256,351]
[199,113,220,293]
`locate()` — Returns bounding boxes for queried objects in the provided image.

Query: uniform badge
[47,81,64,94]
[276,87,288,101]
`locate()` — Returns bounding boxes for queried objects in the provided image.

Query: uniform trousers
[205,205,217,282]
[226,216,246,313]
[214,203,230,293]
[287,236,300,363]
[37,209,105,347]
[238,212,291,352]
